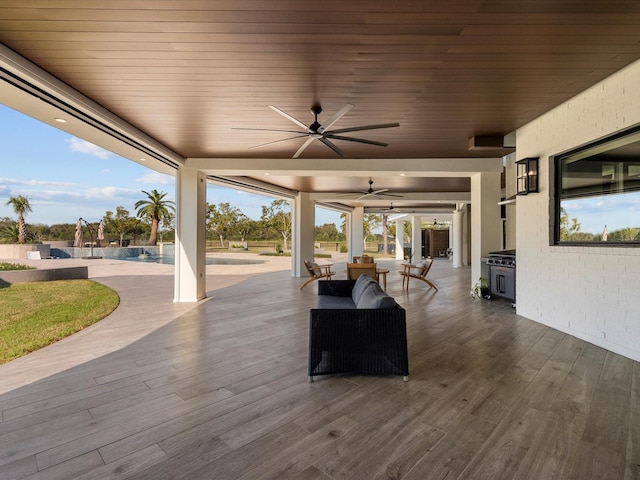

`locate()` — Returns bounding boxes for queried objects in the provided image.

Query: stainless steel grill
[486,250,516,302]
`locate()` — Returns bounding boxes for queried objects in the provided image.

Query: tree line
[2,191,391,248]
[2,190,176,246]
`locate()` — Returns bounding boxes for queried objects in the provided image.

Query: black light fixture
[516,157,539,195]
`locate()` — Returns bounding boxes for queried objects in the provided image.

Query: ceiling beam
[186,157,503,177]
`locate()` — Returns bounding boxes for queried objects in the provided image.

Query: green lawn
[0,280,120,364]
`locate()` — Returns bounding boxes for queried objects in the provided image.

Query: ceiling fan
[338,178,404,200]
[235,103,399,158]
[384,202,403,212]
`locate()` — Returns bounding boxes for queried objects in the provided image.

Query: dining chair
[347,262,377,281]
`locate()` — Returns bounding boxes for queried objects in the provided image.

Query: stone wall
[0,244,51,260]
[0,266,88,286]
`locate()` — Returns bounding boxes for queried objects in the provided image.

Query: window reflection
[556,129,640,244]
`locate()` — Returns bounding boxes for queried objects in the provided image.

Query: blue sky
[0,105,341,227]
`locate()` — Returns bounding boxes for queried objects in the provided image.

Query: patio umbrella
[602,225,608,241]
[97,219,105,246]
[74,218,83,247]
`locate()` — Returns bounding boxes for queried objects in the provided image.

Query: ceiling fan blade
[356,192,377,200]
[372,188,389,194]
[292,137,316,158]
[325,134,389,147]
[248,135,309,149]
[319,138,346,158]
[375,192,404,198]
[327,122,400,135]
[233,127,306,134]
[318,104,354,133]
[336,192,365,197]
[268,105,309,131]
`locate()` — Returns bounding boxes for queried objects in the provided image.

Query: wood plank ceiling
[1,1,640,201]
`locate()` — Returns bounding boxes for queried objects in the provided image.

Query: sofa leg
[403,376,409,382]
[308,376,314,383]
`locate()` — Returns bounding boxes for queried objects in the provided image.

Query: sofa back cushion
[356,281,398,309]
[351,274,377,304]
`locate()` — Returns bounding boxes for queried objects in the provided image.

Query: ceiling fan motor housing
[309,103,323,132]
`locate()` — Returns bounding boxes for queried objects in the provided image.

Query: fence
[205,240,388,254]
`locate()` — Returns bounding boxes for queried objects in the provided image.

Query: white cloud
[0,177,78,187]
[66,137,113,159]
[137,171,174,185]
[85,186,140,199]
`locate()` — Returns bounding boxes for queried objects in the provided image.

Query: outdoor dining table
[375,268,389,290]
[341,266,389,290]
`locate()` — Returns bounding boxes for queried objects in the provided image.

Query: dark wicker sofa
[308,276,409,382]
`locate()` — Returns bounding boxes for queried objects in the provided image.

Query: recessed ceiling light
[264,172,270,175]
[399,173,406,176]
[54,117,67,123]
[139,158,147,162]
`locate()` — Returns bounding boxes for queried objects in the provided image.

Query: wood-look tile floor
[1,259,638,479]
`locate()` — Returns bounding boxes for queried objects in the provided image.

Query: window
[554,127,640,244]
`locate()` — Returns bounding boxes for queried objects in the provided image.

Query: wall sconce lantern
[516,157,539,195]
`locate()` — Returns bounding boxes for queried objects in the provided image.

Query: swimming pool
[120,255,266,265]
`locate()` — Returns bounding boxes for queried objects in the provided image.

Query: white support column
[293,192,314,277]
[470,172,502,287]
[452,204,464,268]
[411,215,422,263]
[395,219,405,260]
[174,167,206,303]
[463,204,471,266]
[349,207,364,261]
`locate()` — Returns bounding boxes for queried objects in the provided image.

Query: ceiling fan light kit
[236,103,399,158]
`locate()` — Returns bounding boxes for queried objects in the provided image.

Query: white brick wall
[515,59,640,361]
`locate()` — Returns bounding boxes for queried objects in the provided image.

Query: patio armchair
[399,257,438,291]
[300,260,336,290]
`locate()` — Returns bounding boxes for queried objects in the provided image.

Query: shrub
[0,262,35,271]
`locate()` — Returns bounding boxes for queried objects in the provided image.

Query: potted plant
[470,277,490,299]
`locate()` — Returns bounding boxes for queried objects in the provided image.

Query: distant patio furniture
[400,257,438,291]
[347,262,377,281]
[300,260,336,291]
[353,254,374,264]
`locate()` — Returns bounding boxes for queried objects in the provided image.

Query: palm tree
[0,223,19,243]
[134,190,175,245]
[6,195,32,243]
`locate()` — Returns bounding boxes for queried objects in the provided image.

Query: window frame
[553,125,640,246]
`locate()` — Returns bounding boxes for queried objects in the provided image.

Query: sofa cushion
[351,274,377,305]
[317,295,357,309]
[356,281,398,309]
